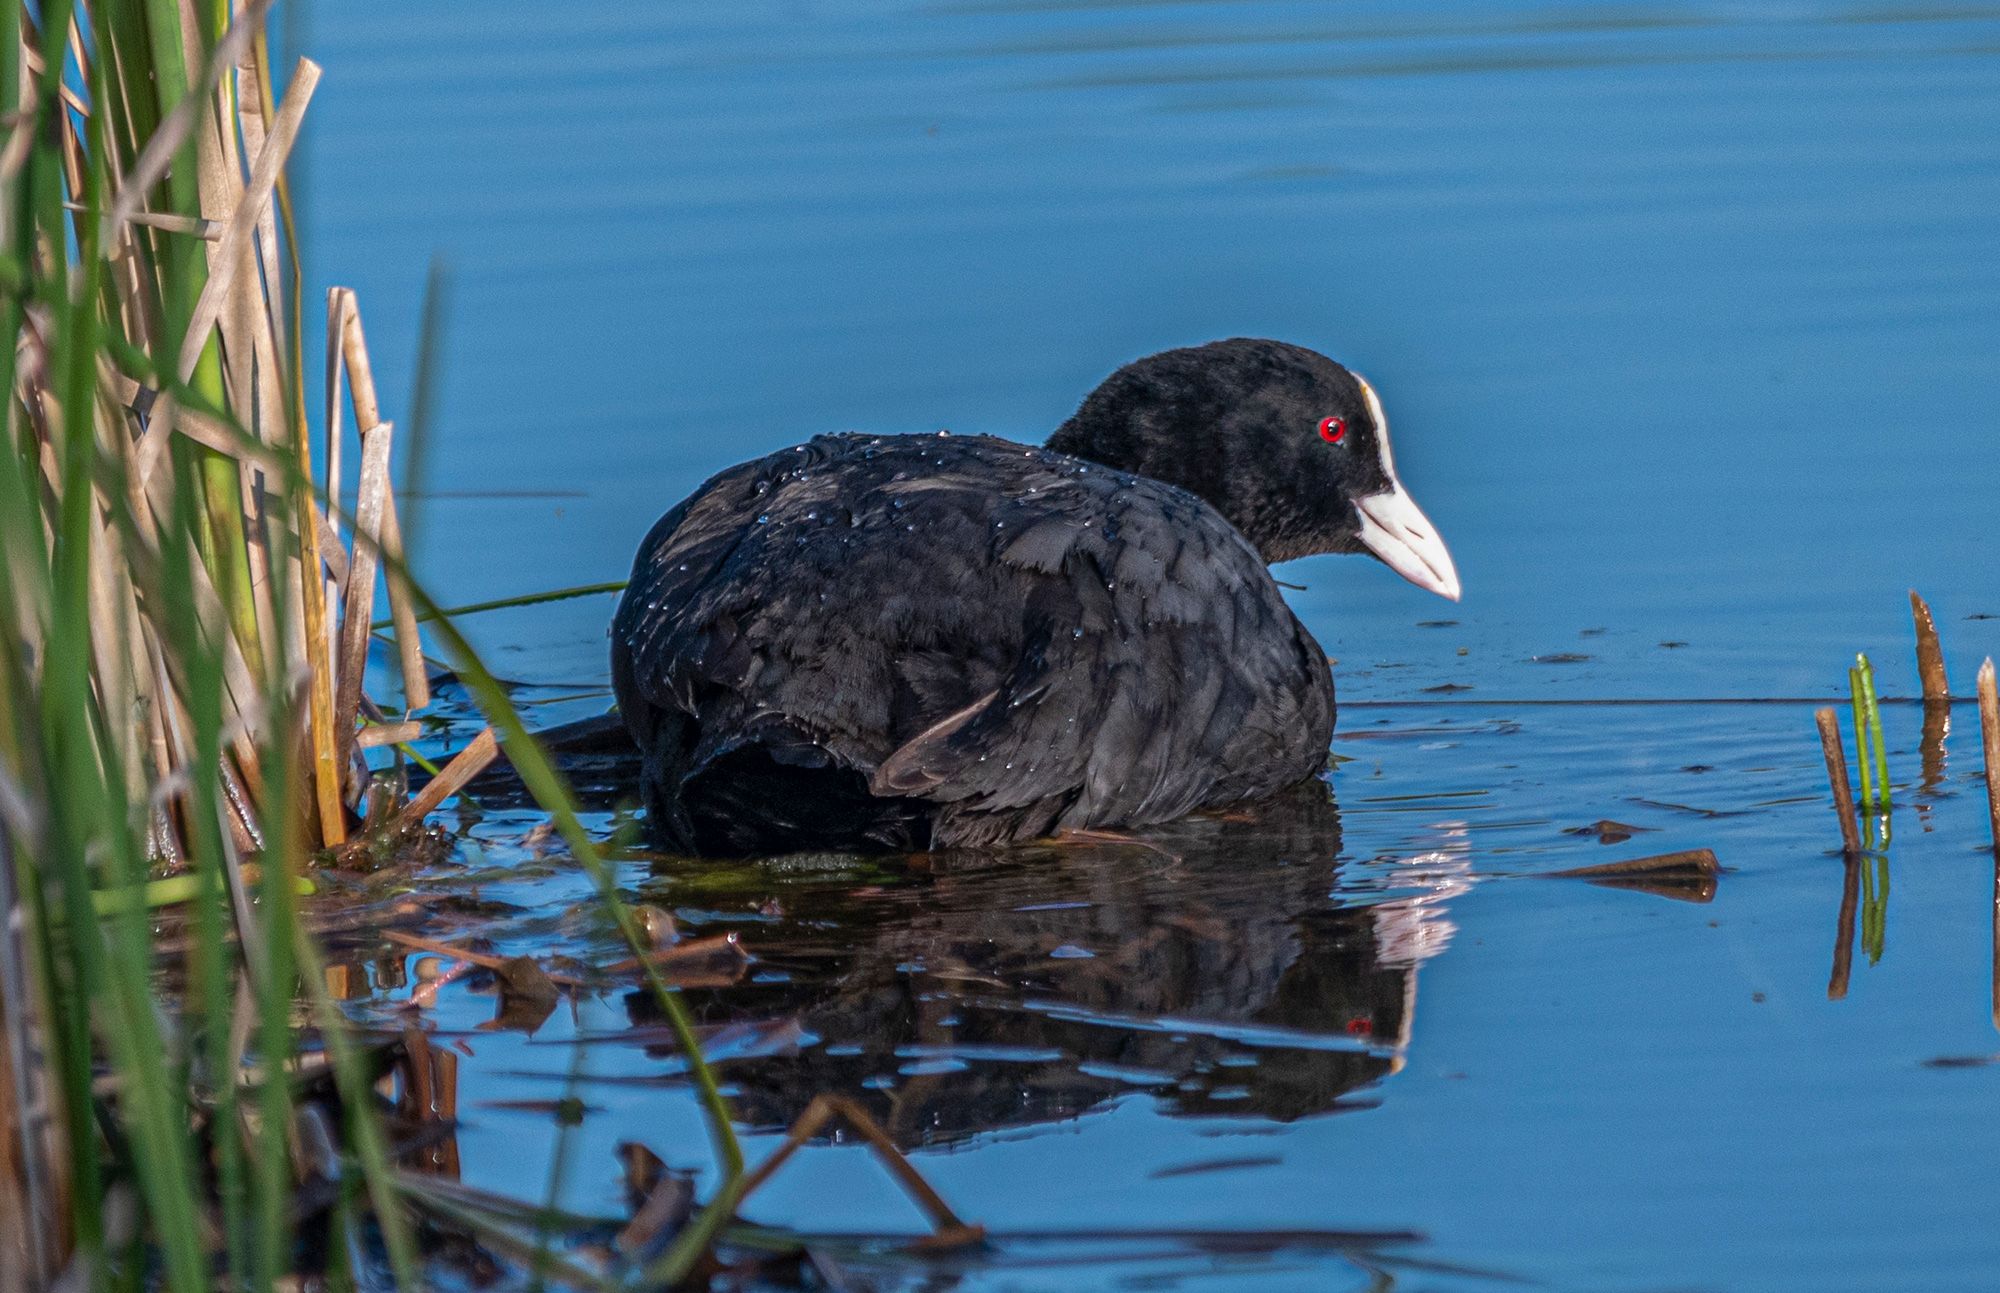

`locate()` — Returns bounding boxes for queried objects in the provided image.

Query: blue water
[298,2,2000,1287]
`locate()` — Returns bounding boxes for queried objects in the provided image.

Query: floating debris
[1561,819,1654,845]
[1545,849,1720,880]
[1544,849,1721,904]
[1150,1155,1284,1179]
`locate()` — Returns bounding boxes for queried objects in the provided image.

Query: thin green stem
[1857,655,1889,813]
[372,579,627,631]
[1848,667,1872,816]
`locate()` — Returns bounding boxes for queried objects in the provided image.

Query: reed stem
[1845,655,1892,815]
[1911,589,1950,701]
[1978,659,2000,853]
[1815,707,1862,855]
[1849,666,1873,814]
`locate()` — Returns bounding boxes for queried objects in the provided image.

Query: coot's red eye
[1318,416,1346,444]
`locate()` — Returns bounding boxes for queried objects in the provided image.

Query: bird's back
[611,432,1335,852]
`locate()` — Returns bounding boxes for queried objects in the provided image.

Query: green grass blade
[373,579,627,631]
[1848,667,1871,815]
[1857,654,1889,813]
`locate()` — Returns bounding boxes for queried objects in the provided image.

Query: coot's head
[1045,338,1461,599]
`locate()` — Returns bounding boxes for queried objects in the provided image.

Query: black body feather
[611,431,1336,853]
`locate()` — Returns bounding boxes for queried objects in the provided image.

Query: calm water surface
[292,2,2000,1287]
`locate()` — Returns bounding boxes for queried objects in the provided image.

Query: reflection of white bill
[1369,856,1474,968]
[1365,832,1477,1070]
[1367,821,1477,971]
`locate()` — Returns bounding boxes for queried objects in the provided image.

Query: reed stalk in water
[1815,707,1863,855]
[1847,655,1890,816]
[1979,659,2000,853]
[1910,590,1950,702]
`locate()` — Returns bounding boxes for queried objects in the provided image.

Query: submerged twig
[645,1095,983,1286]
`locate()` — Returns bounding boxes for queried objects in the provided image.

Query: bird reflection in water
[620,778,1469,1148]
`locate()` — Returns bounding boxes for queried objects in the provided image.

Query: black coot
[612,338,1459,854]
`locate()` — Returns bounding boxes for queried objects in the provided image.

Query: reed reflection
[1828,852,1892,1001]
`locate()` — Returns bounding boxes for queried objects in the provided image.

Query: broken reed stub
[1979,659,2000,852]
[1815,706,1864,855]
[1911,590,1950,701]
[1546,848,1721,880]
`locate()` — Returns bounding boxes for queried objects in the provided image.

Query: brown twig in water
[1913,593,1953,812]
[390,727,497,834]
[1544,848,1719,880]
[356,721,423,750]
[1815,707,1863,855]
[1911,590,1950,701]
[379,929,747,994]
[733,1095,980,1244]
[596,934,751,983]
[381,930,583,989]
[1980,660,2000,853]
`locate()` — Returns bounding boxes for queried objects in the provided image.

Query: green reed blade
[1848,667,1872,815]
[372,579,628,630]
[1857,655,1889,814]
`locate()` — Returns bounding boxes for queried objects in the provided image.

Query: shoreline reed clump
[0,4,736,1288]
[0,2,433,1283]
